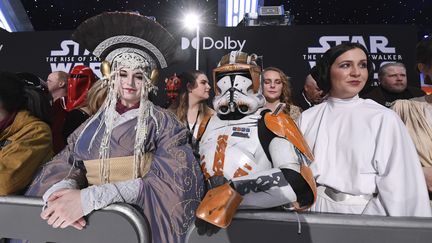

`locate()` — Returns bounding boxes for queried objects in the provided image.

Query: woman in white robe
[298,42,431,217]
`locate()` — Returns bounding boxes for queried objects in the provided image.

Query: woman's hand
[41,189,86,230]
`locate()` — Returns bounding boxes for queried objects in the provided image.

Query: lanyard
[186,110,200,143]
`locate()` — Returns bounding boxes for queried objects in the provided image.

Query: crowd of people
[1,11,432,243]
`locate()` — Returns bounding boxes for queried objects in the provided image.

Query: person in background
[168,70,213,149]
[298,42,431,216]
[295,66,326,111]
[62,79,107,142]
[47,71,68,103]
[262,67,302,120]
[0,72,53,195]
[46,71,69,154]
[65,65,96,112]
[164,73,182,108]
[16,72,52,126]
[25,12,203,243]
[62,66,98,142]
[361,62,425,107]
[391,36,432,195]
[415,36,432,88]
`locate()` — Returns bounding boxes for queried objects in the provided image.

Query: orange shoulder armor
[263,112,314,162]
[264,112,317,210]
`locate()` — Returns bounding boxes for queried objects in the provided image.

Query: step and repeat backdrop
[1,25,429,105]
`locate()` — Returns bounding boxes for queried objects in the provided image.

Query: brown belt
[321,186,375,202]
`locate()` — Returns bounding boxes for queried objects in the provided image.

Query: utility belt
[319,185,377,202]
[205,176,229,190]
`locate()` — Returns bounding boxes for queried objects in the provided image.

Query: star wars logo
[47,40,102,77]
[304,36,403,80]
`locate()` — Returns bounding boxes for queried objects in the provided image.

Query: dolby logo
[181,36,246,51]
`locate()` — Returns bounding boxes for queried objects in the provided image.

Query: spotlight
[183,12,200,30]
[182,12,201,70]
[0,10,13,32]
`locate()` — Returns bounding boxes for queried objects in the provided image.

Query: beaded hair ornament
[72,12,178,183]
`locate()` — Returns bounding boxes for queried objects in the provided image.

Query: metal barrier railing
[187,209,432,243]
[0,196,150,243]
[2,196,431,243]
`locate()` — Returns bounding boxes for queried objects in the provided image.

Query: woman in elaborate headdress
[26,12,204,243]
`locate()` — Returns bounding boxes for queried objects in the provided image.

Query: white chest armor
[199,110,272,180]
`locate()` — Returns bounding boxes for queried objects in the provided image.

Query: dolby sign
[181,36,246,51]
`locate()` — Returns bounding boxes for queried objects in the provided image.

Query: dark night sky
[21,0,432,35]
[21,0,218,30]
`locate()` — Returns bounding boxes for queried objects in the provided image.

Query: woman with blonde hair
[62,79,107,142]
[262,67,302,119]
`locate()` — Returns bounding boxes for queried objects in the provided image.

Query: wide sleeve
[78,111,205,243]
[0,120,53,195]
[134,110,204,241]
[363,111,432,217]
[25,120,89,197]
[391,100,432,167]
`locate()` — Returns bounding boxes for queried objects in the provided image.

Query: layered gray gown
[26,105,204,243]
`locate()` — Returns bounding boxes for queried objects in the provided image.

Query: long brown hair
[169,70,212,124]
[86,79,108,115]
[263,67,294,114]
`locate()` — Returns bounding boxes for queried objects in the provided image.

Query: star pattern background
[21,0,432,36]
[21,0,218,30]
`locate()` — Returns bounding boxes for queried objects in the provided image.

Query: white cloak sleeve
[363,111,431,217]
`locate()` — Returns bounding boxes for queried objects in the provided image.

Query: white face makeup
[118,67,144,107]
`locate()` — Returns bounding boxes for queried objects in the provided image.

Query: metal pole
[195,25,200,70]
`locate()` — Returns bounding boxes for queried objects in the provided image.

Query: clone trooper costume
[195,51,316,231]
